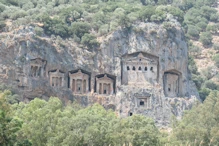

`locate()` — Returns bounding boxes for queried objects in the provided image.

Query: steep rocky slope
[0,21,199,126]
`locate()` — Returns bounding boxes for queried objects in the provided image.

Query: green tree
[14,98,161,146]
[169,91,219,145]
[81,33,99,49]
[187,25,200,39]
[139,6,155,22]
[199,32,212,46]
[71,22,91,39]
[42,15,70,38]
[199,88,210,101]
[0,90,30,146]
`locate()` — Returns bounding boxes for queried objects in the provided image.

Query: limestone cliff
[0,22,199,127]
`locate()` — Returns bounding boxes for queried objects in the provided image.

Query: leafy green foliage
[42,16,70,38]
[169,91,219,145]
[204,80,219,90]
[199,88,211,101]
[213,54,219,68]
[188,56,198,75]
[71,22,91,39]
[139,6,155,22]
[13,98,161,146]
[81,33,100,49]
[0,90,31,146]
[199,32,212,46]
[0,20,5,30]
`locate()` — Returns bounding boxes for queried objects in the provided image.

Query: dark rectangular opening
[140,101,144,106]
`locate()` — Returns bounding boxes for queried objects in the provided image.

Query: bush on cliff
[199,32,212,46]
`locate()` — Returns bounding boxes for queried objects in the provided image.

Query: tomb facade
[137,97,151,109]
[163,70,182,97]
[134,92,151,109]
[96,74,115,95]
[121,52,159,86]
[30,58,46,77]
[49,70,65,87]
[69,69,90,94]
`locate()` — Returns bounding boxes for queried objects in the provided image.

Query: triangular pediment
[126,53,153,62]
[49,70,64,77]
[69,70,89,78]
[97,74,113,82]
[31,58,46,65]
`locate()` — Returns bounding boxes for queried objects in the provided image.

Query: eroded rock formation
[0,22,199,127]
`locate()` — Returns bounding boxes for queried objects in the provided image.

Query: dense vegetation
[1,89,219,145]
[168,91,219,145]
[1,0,219,145]
[0,90,160,146]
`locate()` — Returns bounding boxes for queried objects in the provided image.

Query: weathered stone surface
[0,22,199,127]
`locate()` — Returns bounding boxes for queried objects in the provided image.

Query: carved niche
[163,70,182,97]
[30,58,46,77]
[134,92,151,109]
[49,70,65,87]
[69,69,90,94]
[121,51,159,86]
[96,74,116,95]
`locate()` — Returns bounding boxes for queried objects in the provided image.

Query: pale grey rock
[0,22,200,127]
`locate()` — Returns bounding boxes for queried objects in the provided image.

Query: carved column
[101,82,104,94]
[96,81,99,94]
[81,80,83,94]
[41,66,44,77]
[147,98,149,109]
[34,66,38,77]
[51,77,53,86]
[70,77,72,90]
[76,79,78,93]
[86,78,89,92]
[110,83,113,94]
[60,77,62,87]
[99,83,102,94]
[73,79,76,92]
[83,80,86,93]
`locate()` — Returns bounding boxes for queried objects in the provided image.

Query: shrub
[210,14,219,22]
[163,22,174,31]
[212,54,219,67]
[206,24,218,33]
[198,88,210,101]
[139,6,155,22]
[0,4,5,12]
[81,33,99,49]
[0,21,6,30]
[204,80,218,90]
[201,67,214,80]
[34,26,44,36]
[200,6,217,20]
[196,21,207,31]
[43,16,70,38]
[189,45,201,57]
[167,6,184,22]
[199,32,212,46]
[192,74,205,90]
[98,24,109,36]
[118,14,131,28]
[188,56,199,75]
[71,22,91,39]
[10,9,27,20]
[213,43,219,51]
[187,25,200,39]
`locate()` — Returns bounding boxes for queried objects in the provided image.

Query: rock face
[0,22,199,126]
